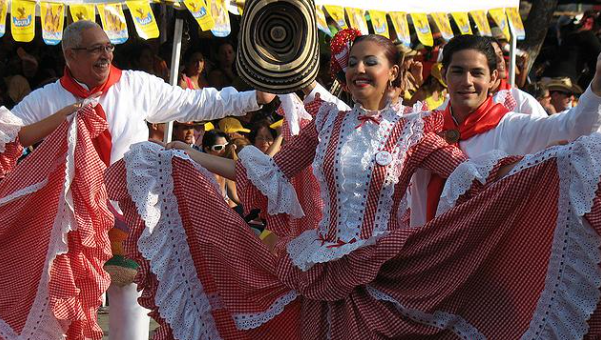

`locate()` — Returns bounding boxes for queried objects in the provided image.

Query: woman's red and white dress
[106,98,601,339]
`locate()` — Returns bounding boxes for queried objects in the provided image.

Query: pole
[508,24,517,87]
[164,12,185,143]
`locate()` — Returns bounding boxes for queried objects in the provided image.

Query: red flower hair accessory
[330,28,362,87]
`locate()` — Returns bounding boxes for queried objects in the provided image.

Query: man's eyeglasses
[211,143,229,151]
[72,43,115,55]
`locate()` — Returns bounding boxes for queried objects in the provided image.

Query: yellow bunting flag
[184,0,215,31]
[389,12,410,46]
[410,13,433,47]
[489,8,510,41]
[41,2,65,45]
[126,1,159,39]
[506,7,525,40]
[369,10,389,38]
[98,4,128,44]
[209,0,231,37]
[324,5,347,30]
[11,0,35,42]
[451,12,472,35]
[316,6,331,36]
[70,4,95,22]
[431,13,453,41]
[0,0,8,37]
[345,8,368,35]
[470,10,492,36]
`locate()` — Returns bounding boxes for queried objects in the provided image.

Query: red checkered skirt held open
[106,134,601,340]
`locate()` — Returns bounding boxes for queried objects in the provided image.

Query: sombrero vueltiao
[237,0,320,94]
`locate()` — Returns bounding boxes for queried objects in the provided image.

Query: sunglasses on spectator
[72,43,116,55]
[211,143,229,151]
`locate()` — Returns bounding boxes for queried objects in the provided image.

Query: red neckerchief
[60,65,122,166]
[426,97,510,221]
[498,78,512,91]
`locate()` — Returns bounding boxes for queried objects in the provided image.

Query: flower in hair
[330,28,362,87]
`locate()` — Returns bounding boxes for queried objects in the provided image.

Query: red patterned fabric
[0,140,23,179]
[106,135,601,339]
[0,106,113,339]
[497,80,518,112]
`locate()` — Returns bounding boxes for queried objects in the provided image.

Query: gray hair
[62,20,102,53]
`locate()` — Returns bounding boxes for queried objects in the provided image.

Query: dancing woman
[107,33,601,339]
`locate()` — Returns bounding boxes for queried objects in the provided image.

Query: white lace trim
[124,142,222,340]
[517,134,601,340]
[238,146,304,218]
[436,150,508,216]
[278,93,312,136]
[232,290,298,330]
[366,285,486,339]
[286,229,389,272]
[0,106,23,153]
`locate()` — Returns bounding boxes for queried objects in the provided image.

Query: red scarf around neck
[60,65,122,166]
[426,96,510,221]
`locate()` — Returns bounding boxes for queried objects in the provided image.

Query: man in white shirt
[11,20,274,340]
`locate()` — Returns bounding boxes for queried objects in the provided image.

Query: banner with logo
[451,12,472,35]
[126,0,160,39]
[431,13,453,41]
[69,4,95,22]
[10,0,35,42]
[489,8,510,41]
[98,4,128,44]
[184,0,215,31]
[209,0,231,37]
[315,6,331,36]
[369,10,389,38]
[410,13,433,47]
[506,7,525,40]
[389,12,410,46]
[41,2,65,45]
[345,8,368,34]
[470,10,492,36]
[324,5,347,30]
[0,0,8,38]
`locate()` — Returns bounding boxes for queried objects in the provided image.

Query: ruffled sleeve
[0,106,24,178]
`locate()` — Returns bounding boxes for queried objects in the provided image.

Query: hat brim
[237,0,320,94]
[548,84,582,95]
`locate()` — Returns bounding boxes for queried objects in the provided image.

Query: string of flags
[0,0,525,46]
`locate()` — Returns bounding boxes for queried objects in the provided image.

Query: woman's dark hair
[202,129,229,151]
[183,47,205,65]
[526,82,549,100]
[351,34,403,87]
[248,120,277,145]
[441,35,497,75]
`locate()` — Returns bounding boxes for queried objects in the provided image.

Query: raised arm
[142,72,274,123]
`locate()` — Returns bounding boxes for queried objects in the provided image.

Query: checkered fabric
[103,127,601,340]
[0,139,23,180]
[0,107,113,340]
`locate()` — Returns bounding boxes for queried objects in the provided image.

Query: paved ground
[98,308,159,339]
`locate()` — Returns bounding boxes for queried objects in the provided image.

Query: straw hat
[236,0,320,94]
[396,44,418,58]
[218,117,251,134]
[546,77,583,95]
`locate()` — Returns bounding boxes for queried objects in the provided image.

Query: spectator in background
[202,129,239,209]
[146,121,165,141]
[208,41,246,90]
[172,121,197,145]
[527,82,556,115]
[130,41,169,81]
[218,116,250,140]
[179,48,209,90]
[406,63,447,110]
[396,44,422,102]
[547,77,583,113]
[248,120,283,157]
